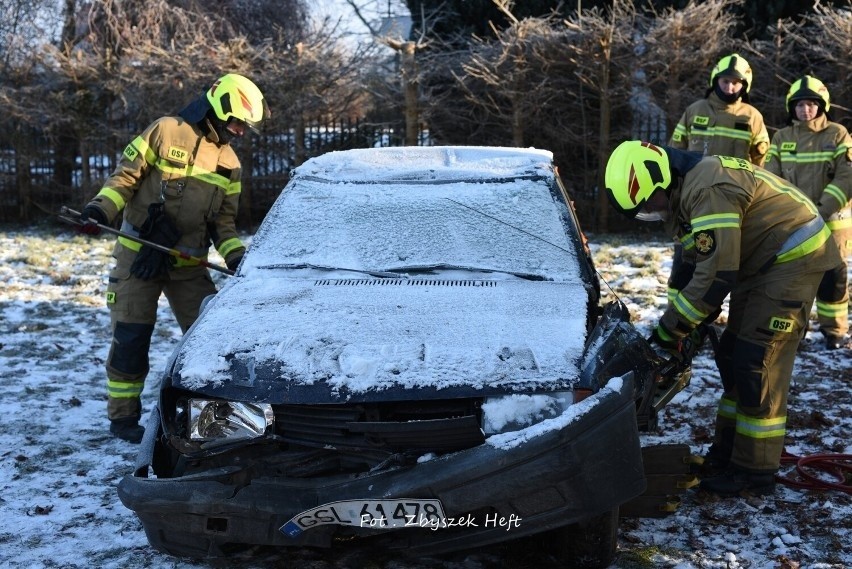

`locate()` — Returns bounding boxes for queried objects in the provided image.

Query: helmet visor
[635,210,669,222]
[243,98,271,133]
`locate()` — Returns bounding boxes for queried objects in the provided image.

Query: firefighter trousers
[815,225,850,338]
[712,267,823,473]
[104,251,216,421]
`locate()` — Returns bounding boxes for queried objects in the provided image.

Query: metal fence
[0,118,428,227]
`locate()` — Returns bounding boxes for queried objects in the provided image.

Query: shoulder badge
[123,143,139,162]
[694,230,716,255]
[167,146,189,166]
[718,156,753,172]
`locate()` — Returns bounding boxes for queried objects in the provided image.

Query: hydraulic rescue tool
[57,206,235,276]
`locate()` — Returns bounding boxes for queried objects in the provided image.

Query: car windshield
[243,177,581,282]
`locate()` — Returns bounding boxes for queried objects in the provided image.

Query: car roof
[292,146,555,183]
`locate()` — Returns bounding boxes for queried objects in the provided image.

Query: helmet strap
[202,112,235,146]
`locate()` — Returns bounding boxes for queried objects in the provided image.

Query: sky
[312,0,411,43]
[0,146,850,568]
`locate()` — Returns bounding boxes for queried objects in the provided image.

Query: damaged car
[118,146,691,567]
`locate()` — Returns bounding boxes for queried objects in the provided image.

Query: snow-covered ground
[0,225,849,568]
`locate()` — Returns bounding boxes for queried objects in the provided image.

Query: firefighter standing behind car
[669,53,770,167]
[604,141,842,496]
[764,76,852,350]
[78,74,269,443]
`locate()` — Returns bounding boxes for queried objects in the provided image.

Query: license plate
[280,499,446,537]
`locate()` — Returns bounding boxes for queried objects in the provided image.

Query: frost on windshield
[244,178,580,282]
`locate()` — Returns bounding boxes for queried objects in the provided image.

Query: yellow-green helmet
[786,75,830,114]
[709,53,753,93]
[206,74,270,131]
[605,141,672,219]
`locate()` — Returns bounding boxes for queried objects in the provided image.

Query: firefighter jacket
[764,114,852,229]
[658,155,841,341]
[86,116,245,270]
[669,92,770,167]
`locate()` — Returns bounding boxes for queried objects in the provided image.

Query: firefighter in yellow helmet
[78,73,270,442]
[764,76,852,349]
[605,140,842,495]
[669,53,770,167]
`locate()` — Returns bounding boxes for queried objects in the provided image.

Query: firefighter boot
[110,417,144,443]
[699,468,776,496]
[824,334,846,350]
[691,444,730,478]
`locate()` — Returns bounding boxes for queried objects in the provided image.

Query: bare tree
[796,3,851,126]
[639,0,743,137]
[344,0,426,145]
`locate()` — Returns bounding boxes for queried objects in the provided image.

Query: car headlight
[188,399,274,441]
[481,392,573,436]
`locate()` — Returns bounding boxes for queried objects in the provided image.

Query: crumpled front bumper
[118,377,645,558]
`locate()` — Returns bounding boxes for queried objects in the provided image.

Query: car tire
[547,507,619,568]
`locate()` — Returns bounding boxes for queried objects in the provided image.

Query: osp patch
[769,316,795,333]
[694,230,716,255]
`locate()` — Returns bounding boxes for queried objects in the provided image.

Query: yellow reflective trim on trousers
[717,396,736,420]
[691,212,741,231]
[107,379,144,398]
[776,224,831,264]
[735,414,787,439]
[97,187,127,210]
[816,300,847,317]
[828,217,852,231]
[755,171,820,216]
[673,292,708,325]
[218,237,244,259]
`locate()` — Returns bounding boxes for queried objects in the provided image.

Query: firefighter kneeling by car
[604,140,843,496]
[78,73,270,443]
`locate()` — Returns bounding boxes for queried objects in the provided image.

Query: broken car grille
[272,399,485,454]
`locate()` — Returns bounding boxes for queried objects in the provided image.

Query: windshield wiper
[382,263,548,281]
[256,263,403,278]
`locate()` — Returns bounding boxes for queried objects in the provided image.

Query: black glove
[226,254,244,272]
[78,206,107,235]
[130,204,181,280]
[649,325,683,361]
[679,326,707,362]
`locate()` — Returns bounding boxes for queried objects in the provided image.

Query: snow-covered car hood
[171,273,590,403]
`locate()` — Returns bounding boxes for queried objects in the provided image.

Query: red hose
[776,450,852,494]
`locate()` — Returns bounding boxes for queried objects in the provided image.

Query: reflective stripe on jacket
[764,114,852,223]
[661,156,840,338]
[669,92,770,167]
